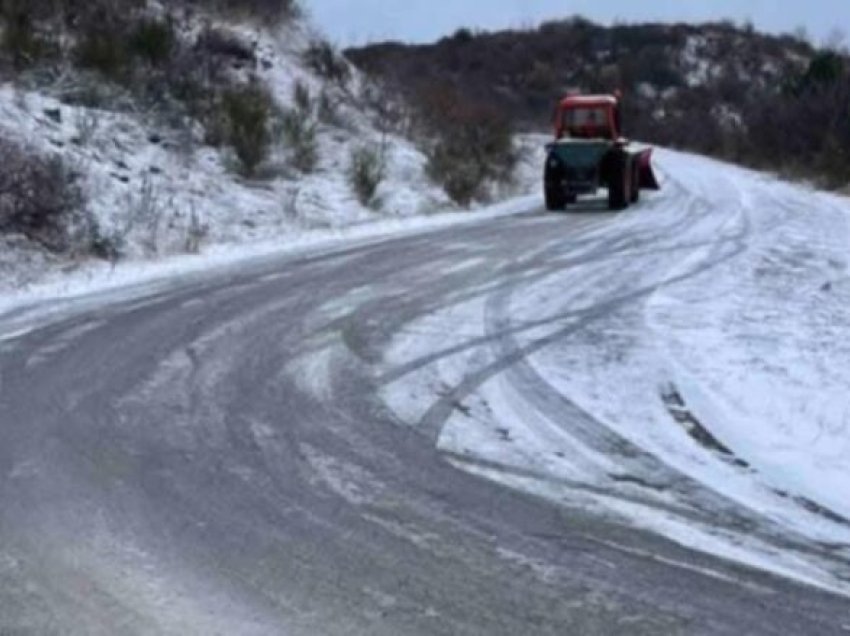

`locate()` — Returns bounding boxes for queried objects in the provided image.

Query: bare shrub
[426,144,484,206]
[347,143,386,207]
[317,89,345,127]
[128,17,176,67]
[280,81,318,173]
[281,111,317,173]
[0,4,59,70]
[0,137,87,252]
[196,94,230,147]
[304,39,350,85]
[129,173,163,255]
[293,81,312,112]
[184,204,208,253]
[196,26,256,64]
[87,171,162,261]
[358,77,414,137]
[221,82,274,176]
[71,7,179,83]
[418,83,516,205]
[87,222,127,263]
[72,8,130,81]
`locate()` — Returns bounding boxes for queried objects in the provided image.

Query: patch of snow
[682,36,713,87]
[647,154,850,522]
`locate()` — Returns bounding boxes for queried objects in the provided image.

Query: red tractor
[544,93,660,211]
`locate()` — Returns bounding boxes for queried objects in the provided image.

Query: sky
[305,0,845,47]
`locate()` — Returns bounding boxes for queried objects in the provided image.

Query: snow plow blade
[638,148,661,190]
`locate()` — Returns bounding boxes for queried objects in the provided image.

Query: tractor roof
[560,94,618,109]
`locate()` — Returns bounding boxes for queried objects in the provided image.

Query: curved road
[1,192,848,634]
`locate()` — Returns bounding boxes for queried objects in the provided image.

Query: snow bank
[648,152,850,521]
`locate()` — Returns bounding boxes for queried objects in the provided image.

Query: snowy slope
[380,149,850,594]
[0,13,543,296]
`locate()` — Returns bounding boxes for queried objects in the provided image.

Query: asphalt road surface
[1,204,848,635]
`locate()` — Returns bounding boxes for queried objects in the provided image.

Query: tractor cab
[555,94,621,141]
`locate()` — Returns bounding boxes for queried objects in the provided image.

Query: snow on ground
[648,154,850,520]
[0,191,541,344]
[380,148,850,594]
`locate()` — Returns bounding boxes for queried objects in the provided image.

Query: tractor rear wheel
[630,162,641,203]
[608,152,630,211]
[545,186,566,211]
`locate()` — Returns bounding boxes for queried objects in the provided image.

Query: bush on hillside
[317,89,345,127]
[281,110,317,173]
[418,83,516,205]
[0,137,88,253]
[279,81,318,173]
[347,144,386,207]
[74,22,129,80]
[196,26,256,63]
[129,17,176,66]
[71,3,178,79]
[304,39,350,85]
[221,82,274,176]
[0,4,60,70]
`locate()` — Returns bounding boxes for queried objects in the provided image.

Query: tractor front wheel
[608,152,631,211]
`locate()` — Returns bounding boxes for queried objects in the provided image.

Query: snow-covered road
[382,149,850,594]
[1,149,849,634]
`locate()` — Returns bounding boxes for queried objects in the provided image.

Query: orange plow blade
[638,148,661,190]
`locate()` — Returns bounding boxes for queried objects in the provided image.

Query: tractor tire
[630,162,641,204]
[545,186,566,211]
[608,152,630,211]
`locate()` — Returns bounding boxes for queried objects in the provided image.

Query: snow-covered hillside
[0,10,540,295]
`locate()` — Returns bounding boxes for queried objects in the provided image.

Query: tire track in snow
[395,160,850,592]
